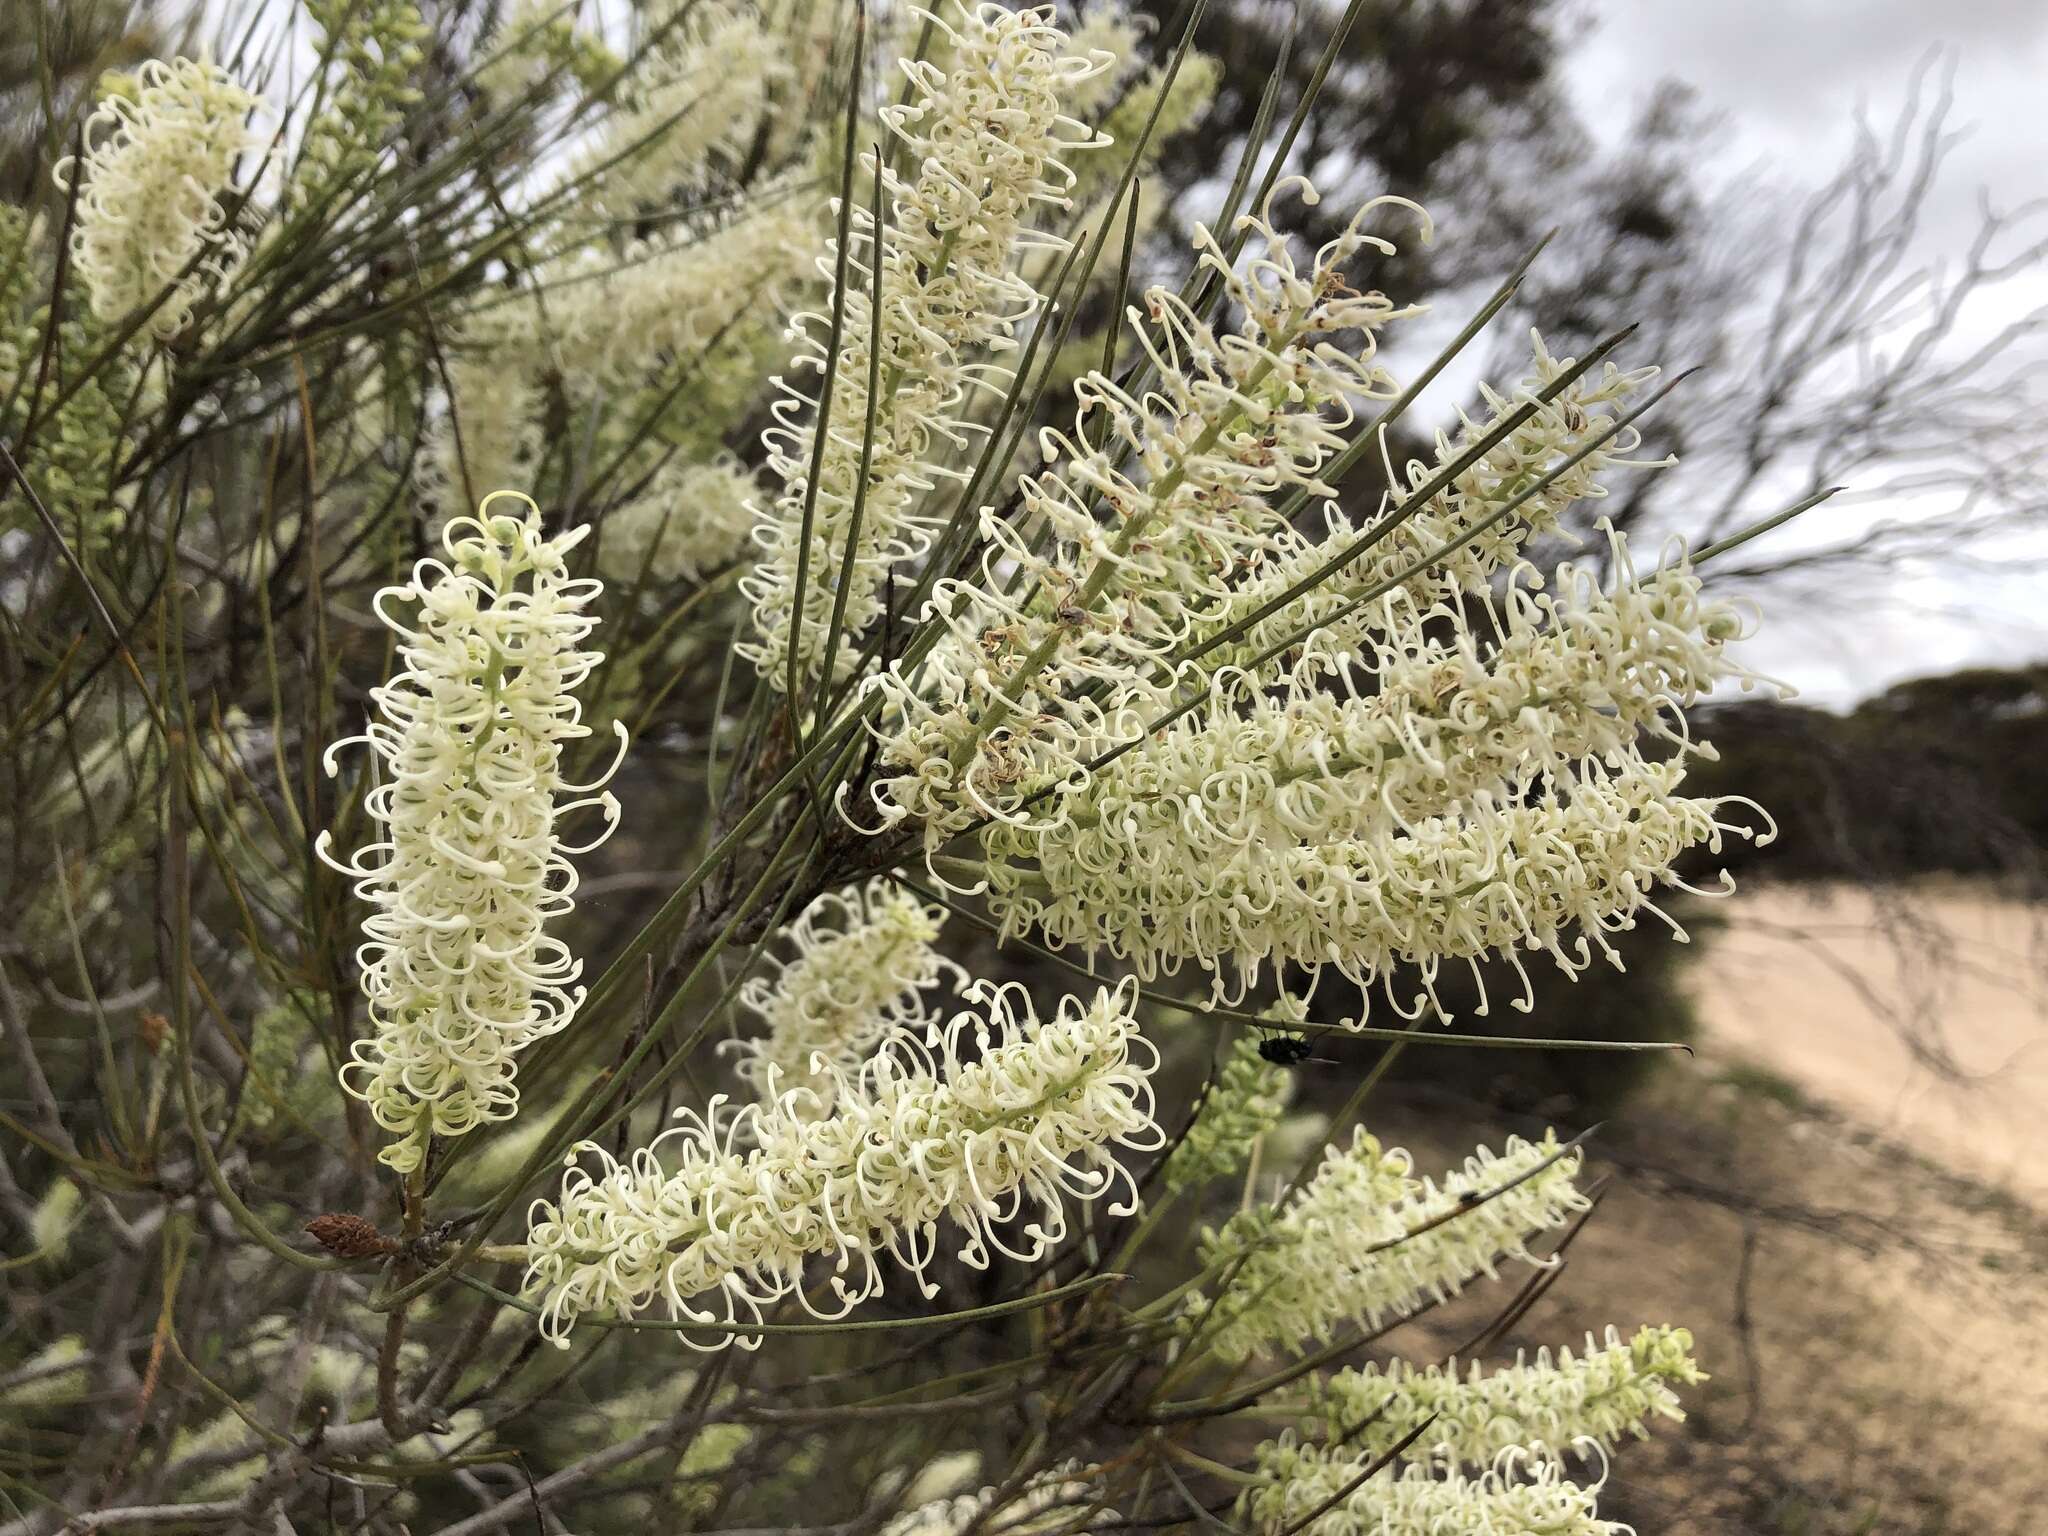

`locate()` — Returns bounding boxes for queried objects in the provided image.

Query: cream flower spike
[595,455,761,587]
[573,3,781,219]
[54,59,261,340]
[988,737,1771,1010]
[421,339,544,516]
[740,1,1112,694]
[1195,331,1665,682]
[1189,1129,1587,1364]
[862,179,1430,845]
[724,878,966,1109]
[1298,1324,1705,1469]
[978,525,1766,982]
[423,200,810,516]
[317,492,626,1172]
[1240,1444,1626,1536]
[524,980,1159,1347]
[534,203,810,397]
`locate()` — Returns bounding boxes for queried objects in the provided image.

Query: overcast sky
[1564,0,2048,703]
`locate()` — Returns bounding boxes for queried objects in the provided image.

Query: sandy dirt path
[1686,882,2048,1205]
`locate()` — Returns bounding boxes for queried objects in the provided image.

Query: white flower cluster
[1190,1130,1586,1364]
[725,879,963,1108]
[595,455,761,587]
[535,204,810,397]
[865,180,1427,834]
[423,202,809,516]
[740,1,1113,693]
[573,2,780,218]
[990,744,1743,1003]
[318,495,625,1171]
[524,981,1159,1345]
[1239,1443,1624,1536]
[982,535,1771,1004]
[422,340,545,516]
[474,0,623,107]
[1297,1325,1704,1467]
[55,59,260,340]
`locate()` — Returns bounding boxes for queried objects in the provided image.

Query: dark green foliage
[1690,664,2048,884]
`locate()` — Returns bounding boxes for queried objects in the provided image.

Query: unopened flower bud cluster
[1162,1027,1296,1194]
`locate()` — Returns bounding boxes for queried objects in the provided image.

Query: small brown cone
[304,1213,396,1258]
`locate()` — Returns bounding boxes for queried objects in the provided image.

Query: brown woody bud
[304,1213,397,1258]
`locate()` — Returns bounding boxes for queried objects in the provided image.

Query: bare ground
[1688,883,2048,1206]
[1374,882,2048,1536]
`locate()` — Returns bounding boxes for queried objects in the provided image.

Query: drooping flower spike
[979,531,1777,1004]
[525,979,1160,1346]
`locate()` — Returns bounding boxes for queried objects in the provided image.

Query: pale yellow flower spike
[318,491,627,1172]
[55,59,261,340]
[1189,1129,1589,1364]
[740,1,1114,693]
[524,980,1160,1347]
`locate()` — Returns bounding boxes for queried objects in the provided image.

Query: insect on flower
[1254,1027,1335,1068]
